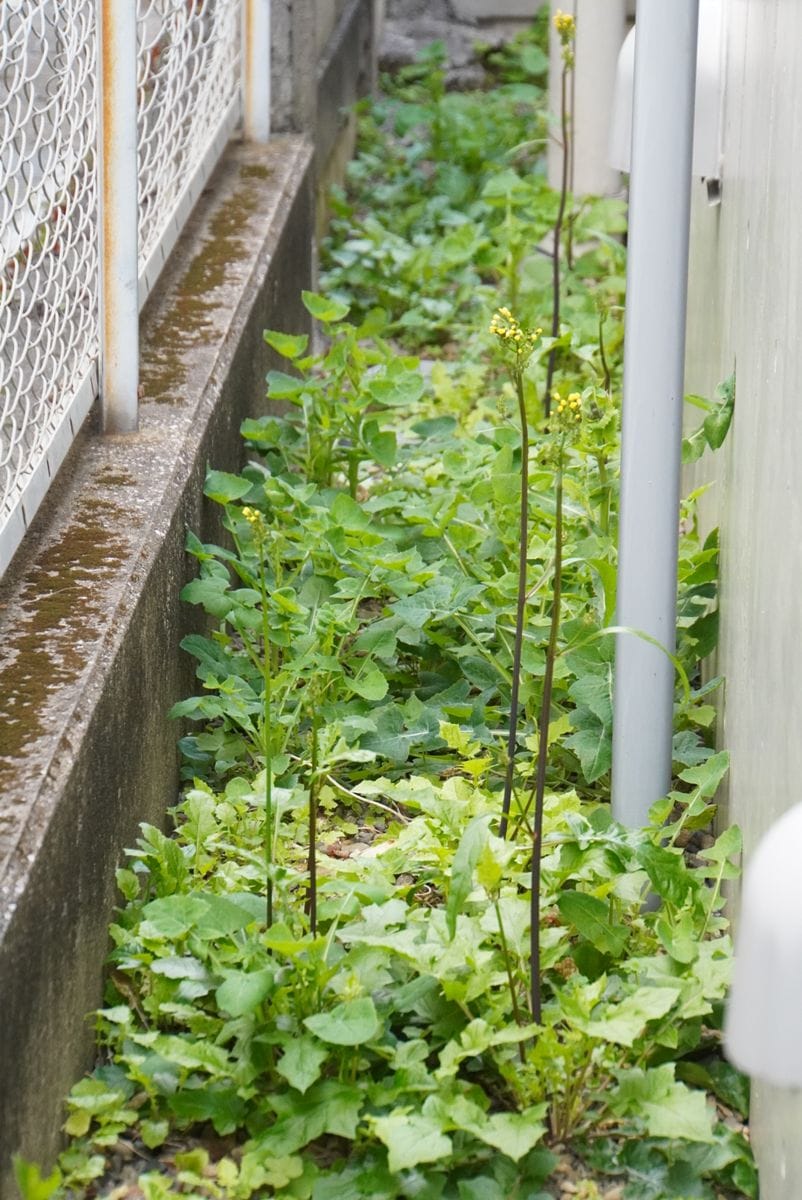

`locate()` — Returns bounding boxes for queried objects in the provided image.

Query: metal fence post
[243,0,271,142]
[97,0,139,434]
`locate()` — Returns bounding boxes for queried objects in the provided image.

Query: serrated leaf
[679,749,729,796]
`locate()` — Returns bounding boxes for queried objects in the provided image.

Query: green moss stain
[96,469,136,488]
[141,167,267,405]
[240,163,272,181]
[0,499,130,790]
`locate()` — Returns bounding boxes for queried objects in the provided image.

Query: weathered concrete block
[0,137,313,1196]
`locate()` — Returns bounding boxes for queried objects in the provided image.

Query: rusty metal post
[243,0,271,142]
[97,0,139,433]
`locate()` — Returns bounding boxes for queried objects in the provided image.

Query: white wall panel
[684,2,802,1192]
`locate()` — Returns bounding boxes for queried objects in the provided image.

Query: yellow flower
[553,9,576,40]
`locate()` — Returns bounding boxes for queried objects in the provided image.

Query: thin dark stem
[598,311,612,395]
[306,706,320,935]
[529,445,564,1027]
[499,368,529,840]
[544,64,571,416]
[494,898,527,1065]
[257,536,274,931]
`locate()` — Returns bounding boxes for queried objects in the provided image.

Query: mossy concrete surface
[0,136,313,1195]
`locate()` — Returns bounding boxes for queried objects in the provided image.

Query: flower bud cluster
[554,390,583,425]
[553,9,576,67]
[553,9,576,40]
[489,307,542,367]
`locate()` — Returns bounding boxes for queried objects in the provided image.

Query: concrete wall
[0,136,315,1197]
[0,1,378,1191]
[683,1,802,1194]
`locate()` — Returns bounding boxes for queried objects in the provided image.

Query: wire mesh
[0,0,99,535]
[136,0,242,280]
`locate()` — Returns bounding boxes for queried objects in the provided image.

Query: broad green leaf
[303,996,381,1045]
[703,379,735,449]
[266,369,309,400]
[491,444,518,506]
[353,624,397,659]
[569,670,613,726]
[656,911,700,964]
[302,290,350,322]
[348,663,389,702]
[168,1084,246,1135]
[371,1111,452,1172]
[203,470,252,503]
[13,1160,62,1200]
[557,891,628,956]
[611,1064,715,1143]
[446,815,492,939]
[275,1036,328,1094]
[367,368,425,408]
[179,576,233,619]
[636,843,695,906]
[140,1118,169,1149]
[564,718,612,783]
[263,329,309,359]
[195,894,258,937]
[140,895,209,939]
[474,1109,547,1161]
[570,985,680,1047]
[331,491,371,529]
[672,730,712,767]
[250,1082,361,1156]
[150,955,212,984]
[215,967,275,1017]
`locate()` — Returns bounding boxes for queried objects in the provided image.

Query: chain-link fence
[0,0,262,576]
[137,0,242,293]
[0,0,99,560]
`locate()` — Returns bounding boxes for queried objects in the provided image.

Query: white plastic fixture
[609,0,725,184]
[726,805,802,1087]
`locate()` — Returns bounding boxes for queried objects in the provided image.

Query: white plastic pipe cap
[725,803,802,1087]
[609,0,724,180]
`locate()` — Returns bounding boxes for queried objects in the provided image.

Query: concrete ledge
[0,135,313,1193]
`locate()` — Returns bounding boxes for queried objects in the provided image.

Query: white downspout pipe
[611,0,700,826]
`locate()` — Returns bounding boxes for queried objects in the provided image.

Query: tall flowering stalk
[491,308,541,840]
[241,505,275,929]
[544,10,576,416]
[526,389,581,1024]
